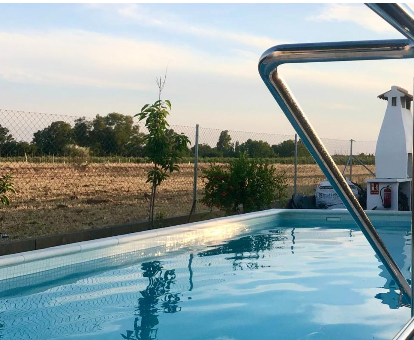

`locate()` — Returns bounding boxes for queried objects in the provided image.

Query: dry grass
[0,162,375,240]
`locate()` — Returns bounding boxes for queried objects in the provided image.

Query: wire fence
[0,109,377,240]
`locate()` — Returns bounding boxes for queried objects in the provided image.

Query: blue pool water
[0,213,412,340]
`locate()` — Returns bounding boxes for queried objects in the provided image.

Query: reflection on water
[121,261,183,340]
[199,232,288,271]
[198,227,411,309]
[0,314,3,339]
[375,228,412,309]
[119,227,412,340]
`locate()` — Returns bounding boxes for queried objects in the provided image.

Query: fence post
[192,124,199,213]
[294,133,298,195]
[350,139,354,181]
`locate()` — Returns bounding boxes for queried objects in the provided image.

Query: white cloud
[307,4,395,33]
[0,29,259,90]
[88,4,281,50]
[0,27,409,98]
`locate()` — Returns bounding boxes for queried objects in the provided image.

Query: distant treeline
[0,112,374,162]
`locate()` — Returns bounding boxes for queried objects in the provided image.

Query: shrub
[201,154,288,214]
[0,173,15,206]
[63,144,90,158]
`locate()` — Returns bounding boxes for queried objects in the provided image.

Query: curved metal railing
[258,32,413,303]
[393,316,414,340]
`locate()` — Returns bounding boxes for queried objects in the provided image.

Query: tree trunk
[150,183,157,229]
[148,183,154,228]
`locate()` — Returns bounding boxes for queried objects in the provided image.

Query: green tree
[191,143,221,158]
[239,139,275,158]
[33,121,73,155]
[136,100,190,227]
[0,125,14,145]
[216,130,233,156]
[0,125,15,156]
[89,113,144,156]
[125,126,146,157]
[6,141,36,157]
[234,141,240,155]
[73,117,92,147]
[272,139,310,157]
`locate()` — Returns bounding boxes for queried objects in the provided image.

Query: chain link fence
[0,109,377,240]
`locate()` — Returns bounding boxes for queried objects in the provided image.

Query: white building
[366,86,412,211]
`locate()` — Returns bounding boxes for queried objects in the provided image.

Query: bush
[63,144,90,158]
[201,154,288,214]
[0,173,15,206]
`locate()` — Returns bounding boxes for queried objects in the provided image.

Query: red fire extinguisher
[380,186,392,208]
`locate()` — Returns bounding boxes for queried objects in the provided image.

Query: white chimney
[375,86,413,179]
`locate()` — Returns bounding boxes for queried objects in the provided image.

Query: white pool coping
[0,208,410,282]
[0,209,280,270]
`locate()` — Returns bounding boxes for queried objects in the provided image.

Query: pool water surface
[0,213,412,340]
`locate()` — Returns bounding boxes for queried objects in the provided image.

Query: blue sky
[0,3,413,141]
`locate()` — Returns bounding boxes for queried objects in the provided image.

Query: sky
[0,3,413,142]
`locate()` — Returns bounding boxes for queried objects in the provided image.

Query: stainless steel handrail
[367,4,414,42]
[258,38,414,300]
[393,317,414,340]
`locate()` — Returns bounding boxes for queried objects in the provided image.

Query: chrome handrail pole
[258,39,414,300]
[393,317,414,340]
[366,4,414,43]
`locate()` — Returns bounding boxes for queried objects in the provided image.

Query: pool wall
[0,210,225,256]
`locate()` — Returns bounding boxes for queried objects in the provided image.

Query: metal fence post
[192,124,199,213]
[350,139,354,181]
[294,133,298,195]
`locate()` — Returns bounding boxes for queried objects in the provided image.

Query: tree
[191,143,221,158]
[136,100,190,227]
[234,141,240,155]
[6,141,36,157]
[73,117,92,147]
[0,125,15,156]
[125,125,146,157]
[33,121,73,155]
[216,130,233,156]
[272,139,310,157]
[239,139,275,158]
[89,113,144,156]
[0,125,14,145]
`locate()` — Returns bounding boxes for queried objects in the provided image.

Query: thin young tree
[136,73,190,228]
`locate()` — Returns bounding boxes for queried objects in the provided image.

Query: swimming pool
[0,210,412,340]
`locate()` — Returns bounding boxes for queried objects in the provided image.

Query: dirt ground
[0,162,374,240]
